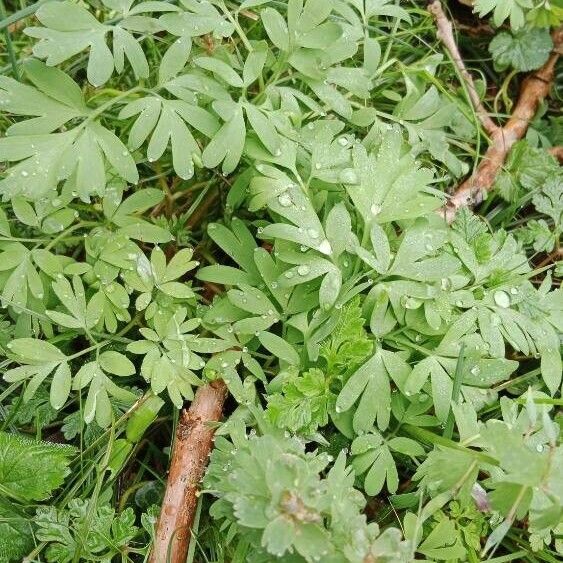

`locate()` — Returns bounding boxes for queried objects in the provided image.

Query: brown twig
[441,27,563,223]
[428,0,498,135]
[548,146,563,163]
[149,380,227,563]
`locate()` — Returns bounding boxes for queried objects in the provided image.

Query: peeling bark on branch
[439,24,563,223]
[149,380,227,563]
[429,2,562,224]
[548,146,563,163]
[428,0,498,135]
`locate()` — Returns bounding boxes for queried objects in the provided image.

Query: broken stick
[549,146,563,163]
[428,0,563,223]
[428,0,498,135]
[429,2,562,223]
[442,28,562,222]
[149,379,227,563]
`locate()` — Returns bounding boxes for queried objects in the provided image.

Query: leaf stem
[402,424,498,466]
[0,0,52,32]
[0,0,20,80]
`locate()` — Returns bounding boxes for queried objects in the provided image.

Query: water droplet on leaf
[493,290,510,308]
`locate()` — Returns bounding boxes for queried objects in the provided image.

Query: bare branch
[428,0,498,135]
[442,27,563,223]
[150,380,227,563]
[548,146,563,163]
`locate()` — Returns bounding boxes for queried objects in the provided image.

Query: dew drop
[317,239,332,255]
[339,168,358,184]
[370,203,382,216]
[493,290,510,308]
[297,264,310,276]
[277,192,293,207]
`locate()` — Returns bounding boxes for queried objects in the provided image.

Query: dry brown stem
[428,0,498,135]
[442,28,562,223]
[149,380,227,563]
[548,146,563,163]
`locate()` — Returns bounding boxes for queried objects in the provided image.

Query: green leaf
[418,518,466,560]
[0,62,86,136]
[267,368,331,433]
[262,516,295,556]
[532,177,562,228]
[364,36,381,75]
[244,103,281,155]
[120,96,215,180]
[430,358,453,422]
[489,28,553,71]
[158,36,192,84]
[26,1,149,86]
[261,7,289,51]
[159,2,234,38]
[258,331,300,365]
[194,56,243,88]
[336,350,393,432]
[8,338,66,364]
[0,432,74,501]
[117,220,173,243]
[202,102,246,174]
[89,122,139,185]
[243,42,268,86]
[0,498,33,562]
[345,129,442,224]
[99,351,135,376]
[474,0,534,30]
[50,362,72,410]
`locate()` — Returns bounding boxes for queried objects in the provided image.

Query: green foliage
[474,0,534,29]
[0,432,74,562]
[34,499,156,562]
[205,426,412,562]
[0,0,562,561]
[495,140,561,201]
[0,431,74,501]
[474,0,563,28]
[489,28,553,71]
[415,395,562,555]
[266,297,372,434]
